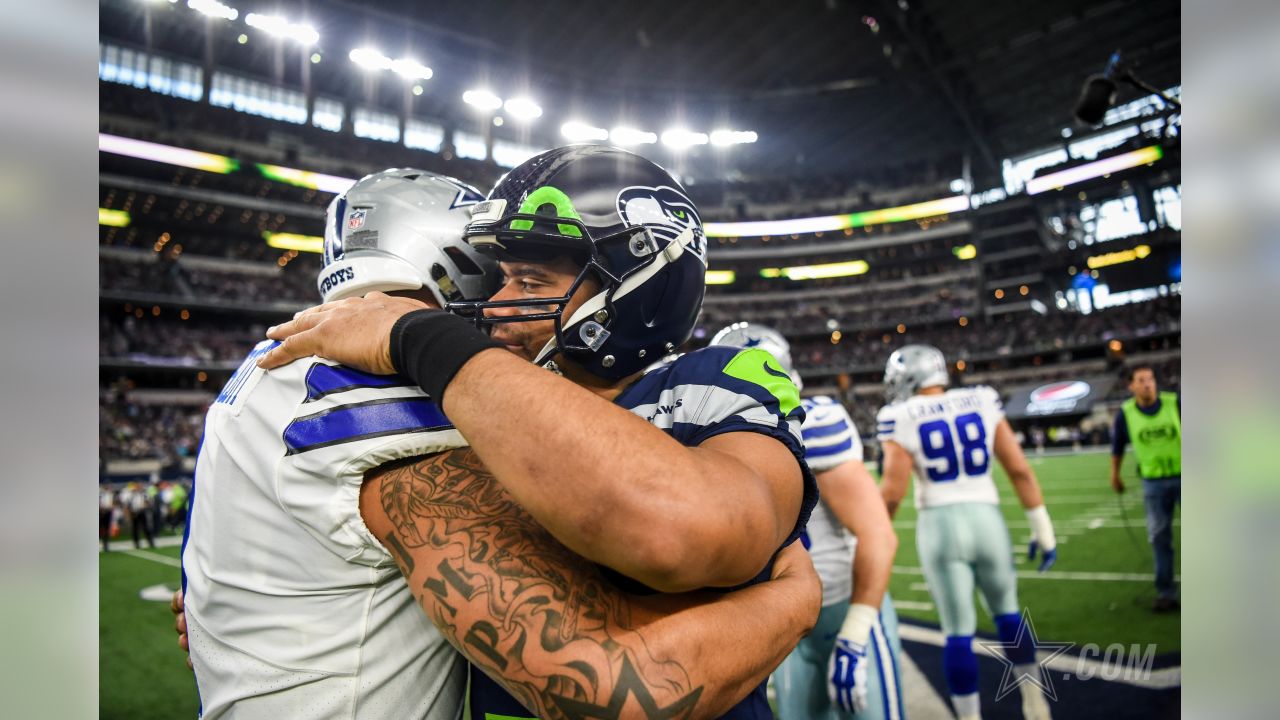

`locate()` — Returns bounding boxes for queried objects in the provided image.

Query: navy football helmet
[452,145,708,380]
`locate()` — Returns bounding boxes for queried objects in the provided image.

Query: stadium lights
[187,0,238,21]
[256,163,355,194]
[561,121,609,142]
[610,127,658,146]
[661,129,709,149]
[462,89,504,112]
[99,133,239,174]
[263,231,324,253]
[709,129,758,146]
[759,260,870,281]
[503,97,543,121]
[99,208,131,228]
[1025,145,1164,195]
[349,48,392,71]
[705,270,736,285]
[244,13,318,45]
[349,49,432,80]
[1087,244,1151,269]
[391,58,432,81]
[704,195,969,238]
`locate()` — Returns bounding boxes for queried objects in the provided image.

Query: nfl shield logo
[347,208,367,231]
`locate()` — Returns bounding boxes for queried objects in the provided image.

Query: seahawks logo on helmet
[616,185,705,263]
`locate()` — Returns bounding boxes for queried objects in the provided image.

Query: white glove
[828,603,877,714]
[1026,505,1058,572]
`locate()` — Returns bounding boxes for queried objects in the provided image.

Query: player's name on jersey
[905,392,984,420]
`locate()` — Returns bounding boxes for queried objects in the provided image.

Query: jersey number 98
[917,412,989,482]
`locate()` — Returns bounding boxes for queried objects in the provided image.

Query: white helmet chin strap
[530,226,695,369]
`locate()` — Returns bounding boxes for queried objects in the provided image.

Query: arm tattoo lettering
[369,448,706,720]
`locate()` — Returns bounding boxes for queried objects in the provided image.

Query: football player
[179,168,820,719]
[876,345,1058,720]
[258,146,819,719]
[711,323,904,720]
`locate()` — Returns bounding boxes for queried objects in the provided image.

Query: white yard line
[893,565,1178,583]
[1001,496,1145,506]
[101,535,184,552]
[119,548,183,569]
[893,518,1175,530]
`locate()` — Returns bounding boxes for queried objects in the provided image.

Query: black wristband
[389,309,502,402]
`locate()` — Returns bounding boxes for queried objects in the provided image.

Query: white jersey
[183,341,468,719]
[876,386,1004,510]
[799,396,862,606]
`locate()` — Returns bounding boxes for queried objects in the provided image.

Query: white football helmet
[319,169,498,307]
[883,344,950,403]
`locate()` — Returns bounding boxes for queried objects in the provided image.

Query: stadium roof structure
[100,0,1179,185]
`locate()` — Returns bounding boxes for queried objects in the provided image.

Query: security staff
[1110,364,1181,612]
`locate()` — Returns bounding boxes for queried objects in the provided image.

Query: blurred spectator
[119,482,156,549]
[99,486,118,552]
[165,481,190,533]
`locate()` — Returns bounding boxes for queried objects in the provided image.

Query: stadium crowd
[100,256,319,305]
[787,294,1180,370]
[97,291,1177,375]
[101,225,326,264]
[100,312,263,362]
[100,385,206,462]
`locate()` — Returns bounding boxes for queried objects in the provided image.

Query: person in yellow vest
[167,480,189,531]
[1110,364,1181,612]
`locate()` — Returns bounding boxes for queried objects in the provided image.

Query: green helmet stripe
[509,185,584,237]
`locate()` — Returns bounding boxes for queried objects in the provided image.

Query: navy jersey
[469,345,819,720]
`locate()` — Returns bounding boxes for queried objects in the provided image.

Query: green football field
[886,449,1181,653]
[99,450,1179,718]
[99,542,198,720]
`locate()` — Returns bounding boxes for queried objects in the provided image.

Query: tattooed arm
[360,448,820,720]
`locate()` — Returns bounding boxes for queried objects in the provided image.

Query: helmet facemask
[450,197,698,375]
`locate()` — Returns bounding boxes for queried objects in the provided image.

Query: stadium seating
[98,79,1180,467]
